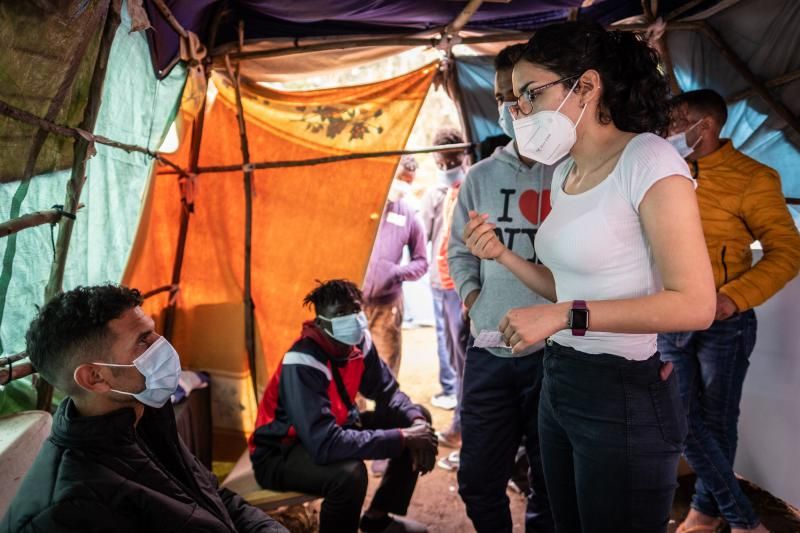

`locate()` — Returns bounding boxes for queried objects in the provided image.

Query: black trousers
[540,342,685,532]
[253,406,430,533]
[458,346,553,533]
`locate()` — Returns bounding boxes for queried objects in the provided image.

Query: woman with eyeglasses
[462,21,717,531]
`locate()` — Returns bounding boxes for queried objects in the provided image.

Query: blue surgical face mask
[498,102,515,140]
[666,119,702,158]
[88,336,182,408]
[437,166,465,187]
[319,311,368,346]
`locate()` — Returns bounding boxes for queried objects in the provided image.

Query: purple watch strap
[571,300,588,336]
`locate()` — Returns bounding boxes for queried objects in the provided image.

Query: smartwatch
[568,300,589,336]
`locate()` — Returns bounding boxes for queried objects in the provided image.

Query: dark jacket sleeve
[185,442,287,533]
[8,499,138,533]
[280,363,405,464]
[359,337,425,425]
[217,487,288,533]
[396,211,428,283]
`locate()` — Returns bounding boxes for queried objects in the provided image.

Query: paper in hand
[473,330,508,349]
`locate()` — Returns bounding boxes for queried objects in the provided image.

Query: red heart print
[519,189,551,225]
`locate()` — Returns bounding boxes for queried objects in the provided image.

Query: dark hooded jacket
[1,398,286,533]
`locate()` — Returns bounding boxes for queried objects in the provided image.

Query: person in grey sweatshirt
[447,44,555,533]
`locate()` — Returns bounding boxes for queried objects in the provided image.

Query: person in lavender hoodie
[362,160,429,379]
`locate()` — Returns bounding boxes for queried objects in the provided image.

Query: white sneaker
[437,451,460,471]
[430,393,457,410]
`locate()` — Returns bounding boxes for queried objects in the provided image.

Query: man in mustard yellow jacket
[660,89,800,533]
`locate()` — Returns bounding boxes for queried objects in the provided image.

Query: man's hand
[401,420,437,474]
[412,448,437,475]
[462,289,480,321]
[464,211,506,260]
[464,289,480,310]
[715,293,739,321]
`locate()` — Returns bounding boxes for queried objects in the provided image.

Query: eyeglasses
[511,75,580,117]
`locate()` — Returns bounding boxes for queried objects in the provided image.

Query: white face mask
[512,78,586,165]
[666,119,703,158]
[498,102,516,140]
[437,166,465,187]
[86,336,182,408]
[387,179,411,203]
[319,311,368,346]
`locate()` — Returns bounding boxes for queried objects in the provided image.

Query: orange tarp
[123,63,437,437]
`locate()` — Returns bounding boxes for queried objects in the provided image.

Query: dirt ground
[271,325,800,533]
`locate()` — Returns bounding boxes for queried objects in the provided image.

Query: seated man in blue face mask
[2,284,286,533]
[250,279,437,533]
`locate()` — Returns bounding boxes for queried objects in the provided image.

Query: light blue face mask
[89,336,181,408]
[319,311,368,346]
[437,166,465,187]
[498,102,516,140]
[666,119,702,158]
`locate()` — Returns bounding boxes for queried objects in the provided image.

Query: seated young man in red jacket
[250,279,437,533]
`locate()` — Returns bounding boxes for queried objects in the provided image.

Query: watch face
[570,309,588,331]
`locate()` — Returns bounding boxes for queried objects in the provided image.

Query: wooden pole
[666,0,744,21]
[142,284,178,300]
[639,0,682,95]
[445,0,485,35]
[641,0,656,21]
[698,21,800,137]
[215,37,438,64]
[155,142,476,175]
[224,45,258,399]
[0,99,190,179]
[37,0,122,410]
[212,21,705,64]
[0,207,79,239]
[658,36,682,95]
[0,354,35,387]
[162,66,210,342]
[665,0,708,20]
[0,352,27,366]
[611,21,699,32]
[150,0,189,39]
[726,69,800,103]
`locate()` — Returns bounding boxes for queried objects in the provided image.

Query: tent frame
[2,0,799,405]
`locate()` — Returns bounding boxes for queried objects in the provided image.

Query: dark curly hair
[303,279,362,316]
[25,284,143,395]
[494,43,526,71]
[520,21,670,135]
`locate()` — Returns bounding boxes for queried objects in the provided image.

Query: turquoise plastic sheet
[455,56,505,149]
[0,3,187,413]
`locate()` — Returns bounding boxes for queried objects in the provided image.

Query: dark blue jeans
[539,341,686,532]
[658,310,759,529]
[431,287,461,398]
[458,346,553,533]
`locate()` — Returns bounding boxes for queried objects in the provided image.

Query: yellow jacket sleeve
[719,168,800,310]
